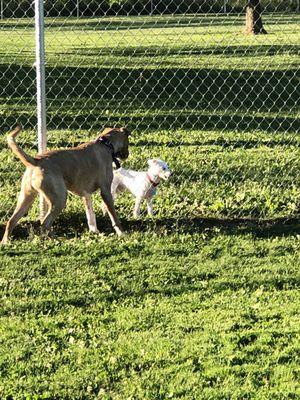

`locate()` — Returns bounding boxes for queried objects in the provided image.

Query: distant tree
[244,0,267,34]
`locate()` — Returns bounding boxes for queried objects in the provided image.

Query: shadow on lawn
[129,215,300,238]
[0,63,299,134]
[1,212,299,242]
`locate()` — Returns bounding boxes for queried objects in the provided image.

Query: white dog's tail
[7,125,38,167]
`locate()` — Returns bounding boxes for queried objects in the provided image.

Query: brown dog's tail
[7,125,38,167]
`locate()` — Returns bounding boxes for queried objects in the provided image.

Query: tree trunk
[244,0,267,35]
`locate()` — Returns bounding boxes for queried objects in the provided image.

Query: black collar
[96,136,121,169]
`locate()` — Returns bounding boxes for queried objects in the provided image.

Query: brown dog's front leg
[100,187,124,236]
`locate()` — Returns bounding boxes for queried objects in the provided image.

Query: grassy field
[0,14,300,399]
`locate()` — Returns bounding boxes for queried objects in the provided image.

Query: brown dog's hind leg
[1,185,37,245]
[100,185,124,236]
[37,179,67,235]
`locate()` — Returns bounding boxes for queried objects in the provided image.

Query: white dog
[111,159,171,218]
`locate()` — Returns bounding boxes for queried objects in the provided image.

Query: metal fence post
[34,0,47,220]
[150,0,154,16]
[1,0,4,20]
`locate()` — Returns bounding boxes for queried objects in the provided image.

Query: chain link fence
[0,1,299,230]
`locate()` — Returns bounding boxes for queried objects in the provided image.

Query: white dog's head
[147,159,171,181]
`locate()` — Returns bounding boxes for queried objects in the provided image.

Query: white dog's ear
[147,159,157,166]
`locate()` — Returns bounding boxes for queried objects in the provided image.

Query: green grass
[1,230,300,399]
[0,13,300,399]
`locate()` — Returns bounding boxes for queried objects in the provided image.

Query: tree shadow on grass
[131,138,300,149]
[1,212,299,243]
[0,63,299,134]
[125,215,300,239]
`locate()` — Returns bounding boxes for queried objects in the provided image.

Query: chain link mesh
[0,1,299,229]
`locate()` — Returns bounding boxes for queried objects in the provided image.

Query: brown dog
[1,125,131,244]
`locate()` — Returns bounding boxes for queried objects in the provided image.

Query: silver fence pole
[77,0,79,18]
[150,0,153,16]
[1,0,3,20]
[34,0,47,219]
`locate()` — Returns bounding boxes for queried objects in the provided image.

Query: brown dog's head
[99,127,131,160]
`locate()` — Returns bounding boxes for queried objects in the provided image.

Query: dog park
[0,1,299,398]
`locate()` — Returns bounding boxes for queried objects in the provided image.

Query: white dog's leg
[101,202,107,216]
[133,198,142,219]
[83,193,98,233]
[146,199,154,216]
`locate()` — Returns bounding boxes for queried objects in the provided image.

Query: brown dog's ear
[120,127,131,136]
[100,127,113,137]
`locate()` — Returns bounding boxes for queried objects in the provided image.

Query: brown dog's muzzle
[116,143,129,160]
[115,128,131,160]
[119,148,129,160]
